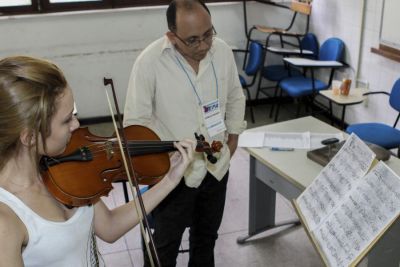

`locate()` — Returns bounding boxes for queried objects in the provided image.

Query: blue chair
[275,37,345,121]
[346,78,400,156]
[238,41,264,123]
[256,33,319,119]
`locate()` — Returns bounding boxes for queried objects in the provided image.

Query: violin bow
[103,78,161,267]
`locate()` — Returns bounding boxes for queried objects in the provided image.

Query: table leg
[329,101,334,126]
[341,105,347,130]
[237,156,300,244]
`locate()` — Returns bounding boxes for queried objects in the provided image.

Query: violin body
[41,125,170,207]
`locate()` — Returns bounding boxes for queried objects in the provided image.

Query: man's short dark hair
[166,0,211,31]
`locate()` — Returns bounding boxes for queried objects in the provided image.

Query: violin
[41,77,221,267]
[40,124,223,207]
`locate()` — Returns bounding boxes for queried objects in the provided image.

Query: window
[371,0,400,62]
[0,0,32,6]
[0,1,37,14]
[0,0,234,15]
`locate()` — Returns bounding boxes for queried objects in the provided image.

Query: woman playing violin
[0,56,195,267]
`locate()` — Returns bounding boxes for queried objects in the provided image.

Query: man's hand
[227,134,239,158]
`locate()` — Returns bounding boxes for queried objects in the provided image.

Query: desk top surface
[319,88,368,105]
[267,46,314,55]
[284,58,343,67]
[245,116,400,191]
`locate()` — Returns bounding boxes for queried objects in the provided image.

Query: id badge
[202,99,226,137]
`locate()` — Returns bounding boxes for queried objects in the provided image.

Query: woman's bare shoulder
[0,203,25,265]
[0,202,26,243]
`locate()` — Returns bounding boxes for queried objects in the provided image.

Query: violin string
[81,141,175,150]
[87,145,170,154]
[88,148,175,159]
[84,143,177,156]
[80,140,217,162]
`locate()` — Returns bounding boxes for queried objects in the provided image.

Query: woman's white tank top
[0,187,97,267]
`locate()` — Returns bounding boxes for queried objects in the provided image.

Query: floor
[90,102,328,267]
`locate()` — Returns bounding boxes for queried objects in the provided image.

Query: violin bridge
[105,141,114,160]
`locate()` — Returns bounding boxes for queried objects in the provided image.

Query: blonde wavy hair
[0,56,67,170]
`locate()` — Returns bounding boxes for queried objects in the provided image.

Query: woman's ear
[20,128,36,147]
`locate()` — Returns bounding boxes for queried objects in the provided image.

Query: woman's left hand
[165,139,195,187]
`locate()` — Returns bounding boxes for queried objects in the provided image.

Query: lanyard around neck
[175,55,219,105]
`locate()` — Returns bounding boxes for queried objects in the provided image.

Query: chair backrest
[319,38,345,61]
[290,0,312,16]
[300,33,319,59]
[245,41,263,76]
[389,78,400,112]
[286,0,312,34]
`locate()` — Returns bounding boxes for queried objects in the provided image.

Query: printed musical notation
[295,134,400,267]
[297,134,375,231]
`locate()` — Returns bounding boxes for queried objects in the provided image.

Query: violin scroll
[194,133,223,164]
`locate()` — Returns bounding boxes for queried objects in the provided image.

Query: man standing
[124,1,246,266]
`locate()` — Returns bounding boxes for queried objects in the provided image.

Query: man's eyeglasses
[174,27,217,48]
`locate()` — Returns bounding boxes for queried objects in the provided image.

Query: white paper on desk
[240,131,344,149]
[310,133,344,149]
[238,131,265,147]
[264,131,310,149]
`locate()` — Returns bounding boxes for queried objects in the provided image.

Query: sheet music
[297,134,375,231]
[313,161,400,267]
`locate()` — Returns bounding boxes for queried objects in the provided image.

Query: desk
[238,116,400,267]
[319,88,367,129]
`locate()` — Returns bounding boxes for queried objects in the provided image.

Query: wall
[245,0,400,126]
[0,3,245,118]
[310,0,400,125]
[0,0,399,125]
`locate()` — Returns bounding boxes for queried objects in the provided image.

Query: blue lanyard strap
[175,55,218,105]
[211,61,219,99]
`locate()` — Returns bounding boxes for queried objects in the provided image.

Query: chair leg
[255,71,264,101]
[295,98,302,118]
[274,89,283,122]
[304,100,309,113]
[310,96,315,116]
[244,87,255,123]
[243,27,255,70]
[269,84,279,118]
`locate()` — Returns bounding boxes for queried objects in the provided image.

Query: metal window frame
[0,0,39,15]
[0,0,240,15]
